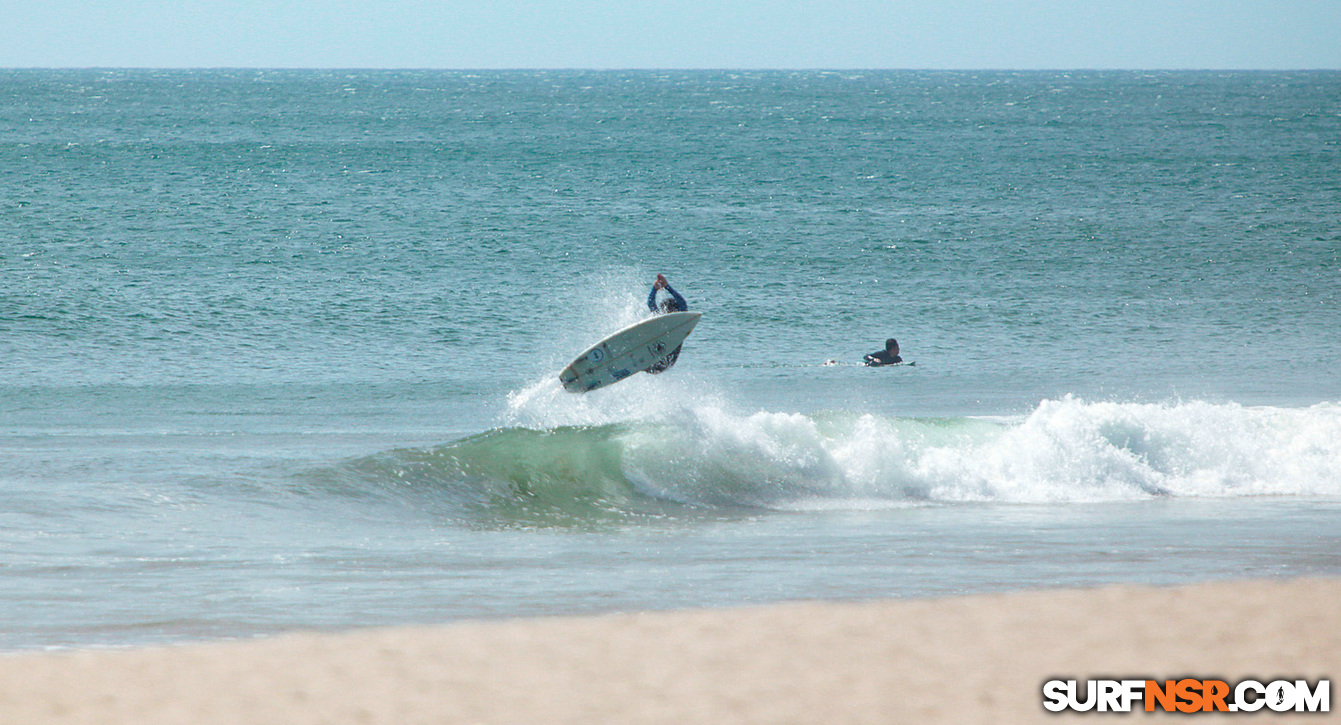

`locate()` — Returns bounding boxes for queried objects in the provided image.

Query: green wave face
[333,424,695,527]
[318,400,1341,528]
[322,412,1006,526]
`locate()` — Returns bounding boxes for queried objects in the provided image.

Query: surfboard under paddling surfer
[645,274,688,374]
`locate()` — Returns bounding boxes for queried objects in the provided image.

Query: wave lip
[332,398,1341,522]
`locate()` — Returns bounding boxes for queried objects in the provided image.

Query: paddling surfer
[863,338,903,366]
[645,274,688,373]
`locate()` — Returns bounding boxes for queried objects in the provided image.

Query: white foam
[612,397,1341,507]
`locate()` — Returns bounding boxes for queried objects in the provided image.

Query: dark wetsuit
[647,284,687,314]
[863,349,903,366]
[645,283,688,374]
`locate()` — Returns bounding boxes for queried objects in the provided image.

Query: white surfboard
[559,311,702,393]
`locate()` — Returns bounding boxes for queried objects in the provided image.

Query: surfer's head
[886,338,899,355]
[660,299,679,314]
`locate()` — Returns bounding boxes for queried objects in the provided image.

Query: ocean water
[1,69,1339,650]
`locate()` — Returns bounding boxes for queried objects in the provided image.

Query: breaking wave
[329,397,1341,523]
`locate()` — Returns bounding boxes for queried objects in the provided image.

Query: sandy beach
[1,578,1336,724]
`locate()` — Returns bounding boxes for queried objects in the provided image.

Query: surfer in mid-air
[647,273,688,314]
[645,274,688,373]
[863,338,903,366]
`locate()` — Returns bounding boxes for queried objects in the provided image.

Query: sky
[2,0,1339,69]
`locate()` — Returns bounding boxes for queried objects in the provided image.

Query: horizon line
[4,66,1340,73]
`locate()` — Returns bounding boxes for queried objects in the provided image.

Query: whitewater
[490,389,1341,509]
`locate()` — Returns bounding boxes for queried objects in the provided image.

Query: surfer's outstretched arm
[662,284,687,312]
[648,274,688,313]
